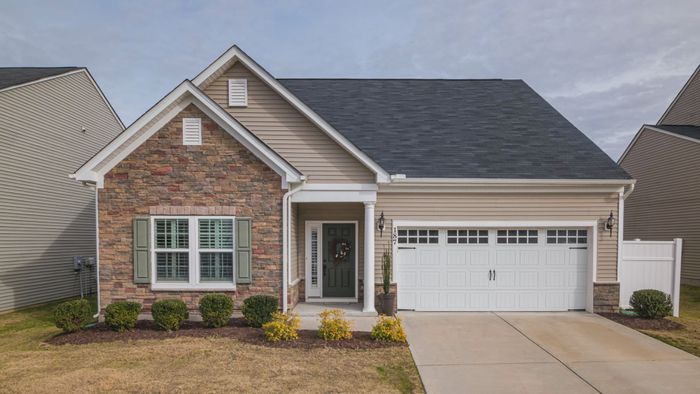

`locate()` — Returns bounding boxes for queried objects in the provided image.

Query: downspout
[282,178,305,313]
[93,186,100,319]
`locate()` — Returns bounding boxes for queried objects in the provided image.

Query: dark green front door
[322,223,356,298]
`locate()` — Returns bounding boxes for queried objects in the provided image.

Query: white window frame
[151,216,236,291]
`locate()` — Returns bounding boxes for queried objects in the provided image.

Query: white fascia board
[291,190,377,203]
[392,219,599,228]
[72,80,301,186]
[380,178,633,194]
[191,45,390,183]
[300,183,378,191]
[388,177,634,185]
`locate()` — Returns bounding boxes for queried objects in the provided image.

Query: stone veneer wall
[98,104,284,311]
[593,282,620,313]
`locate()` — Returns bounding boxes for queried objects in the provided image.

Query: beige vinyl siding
[374,192,620,282]
[203,63,375,184]
[660,66,700,125]
[0,71,123,312]
[296,203,365,283]
[621,129,700,284]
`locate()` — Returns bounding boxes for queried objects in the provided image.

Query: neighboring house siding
[373,192,620,282]
[621,129,700,285]
[660,67,700,125]
[0,71,123,312]
[202,62,375,184]
[98,104,284,310]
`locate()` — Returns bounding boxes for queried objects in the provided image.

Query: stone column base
[593,282,620,313]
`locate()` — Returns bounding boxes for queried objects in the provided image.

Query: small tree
[381,248,392,295]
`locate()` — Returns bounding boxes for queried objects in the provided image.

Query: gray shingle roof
[0,67,80,90]
[279,79,630,180]
[653,124,700,141]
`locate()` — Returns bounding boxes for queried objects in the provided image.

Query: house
[0,67,124,312]
[72,46,633,315]
[619,65,700,286]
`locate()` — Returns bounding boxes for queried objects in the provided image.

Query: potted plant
[380,248,395,315]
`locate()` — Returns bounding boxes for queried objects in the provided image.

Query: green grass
[638,285,700,357]
[377,359,423,394]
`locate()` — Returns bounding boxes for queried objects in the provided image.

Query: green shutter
[133,217,151,284]
[235,218,252,284]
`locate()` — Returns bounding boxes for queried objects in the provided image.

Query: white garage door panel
[397,228,588,312]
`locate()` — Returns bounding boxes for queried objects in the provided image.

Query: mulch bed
[46,318,404,350]
[600,313,684,331]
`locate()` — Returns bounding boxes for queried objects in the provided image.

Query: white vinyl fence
[619,239,682,317]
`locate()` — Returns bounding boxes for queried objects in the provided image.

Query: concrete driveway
[401,312,700,393]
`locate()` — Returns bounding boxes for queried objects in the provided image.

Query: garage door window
[497,229,538,244]
[397,229,438,244]
[447,229,488,244]
[547,229,587,244]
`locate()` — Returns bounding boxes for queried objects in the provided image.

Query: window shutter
[235,218,252,284]
[182,118,202,145]
[228,79,248,107]
[133,217,151,284]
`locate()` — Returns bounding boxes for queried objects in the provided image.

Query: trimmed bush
[630,289,673,319]
[371,315,407,343]
[104,301,142,332]
[199,294,234,328]
[241,295,278,327]
[262,312,300,342]
[151,299,189,331]
[54,299,92,333]
[317,309,352,341]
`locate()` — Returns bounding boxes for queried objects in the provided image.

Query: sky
[2,0,699,160]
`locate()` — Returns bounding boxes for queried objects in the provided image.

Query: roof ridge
[278,77,512,81]
[0,66,81,69]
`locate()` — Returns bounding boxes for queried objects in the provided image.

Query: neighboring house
[0,67,124,312]
[73,46,632,315]
[619,65,700,286]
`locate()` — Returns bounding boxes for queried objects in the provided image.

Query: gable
[658,65,700,125]
[203,62,375,184]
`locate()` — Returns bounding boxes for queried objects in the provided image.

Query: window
[447,229,488,244]
[152,216,235,289]
[497,229,538,244]
[228,79,248,107]
[547,229,588,244]
[397,229,438,244]
[182,118,202,145]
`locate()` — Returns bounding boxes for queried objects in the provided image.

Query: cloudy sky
[2,0,699,160]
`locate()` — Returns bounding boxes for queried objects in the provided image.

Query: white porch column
[363,202,376,313]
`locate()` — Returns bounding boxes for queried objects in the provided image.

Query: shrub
[104,301,142,332]
[54,299,92,333]
[630,289,673,319]
[241,295,278,327]
[262,312,300,342]
[371,315,407,342]
[151,299,189,331]
[198,294,234,328]
[317,309,352,341]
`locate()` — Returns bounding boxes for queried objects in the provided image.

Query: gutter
[282,178,305,313]
[622,182,636,200]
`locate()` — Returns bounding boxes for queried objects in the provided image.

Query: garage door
[396,228,588,311]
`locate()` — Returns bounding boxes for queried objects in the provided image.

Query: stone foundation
[593,282,620,313]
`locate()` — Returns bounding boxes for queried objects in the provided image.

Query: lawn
[0,300,423,393]
[637,285,700,357]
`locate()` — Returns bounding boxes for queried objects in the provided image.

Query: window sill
[151,283,236,292]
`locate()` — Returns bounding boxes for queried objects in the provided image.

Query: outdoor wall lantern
[605,211,615,236]
[378,211,385,237]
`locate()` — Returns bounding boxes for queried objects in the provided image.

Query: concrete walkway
[401,312,700,394]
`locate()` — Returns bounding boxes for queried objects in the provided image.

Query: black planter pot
[380,293,396,316]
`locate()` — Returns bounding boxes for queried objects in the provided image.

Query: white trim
[150,215,236,291]
[619,125,700,164]
[617,192,623,282]
[291,190,377,203]
[93,186,101,318]
[227,78,248,107]
[191,45,390,183]
[658,64,700,124]
[300,183,378,191]
[672,238,683,317]
[0,68,125,130]
[304,220,359,302]
[391,219,600,312]
[363,202,376,313]
[72,81,302,187]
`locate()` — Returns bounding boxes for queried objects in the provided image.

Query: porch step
[292,302,378,317]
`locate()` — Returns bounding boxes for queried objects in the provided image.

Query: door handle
[323,264,326,276]
[488,270,492,281]
[493,270,496,281]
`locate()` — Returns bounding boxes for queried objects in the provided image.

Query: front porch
[292,302,378,331]
[287,185,378,313]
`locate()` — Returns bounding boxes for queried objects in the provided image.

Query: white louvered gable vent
[182,118,202,145]
[228,78,248,107]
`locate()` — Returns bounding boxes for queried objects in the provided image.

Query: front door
[322,223,356,298]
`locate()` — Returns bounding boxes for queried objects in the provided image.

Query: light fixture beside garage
[605,211,616,236]
[377,211,385,237]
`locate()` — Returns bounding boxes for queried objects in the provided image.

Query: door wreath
[333,239,352,262]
